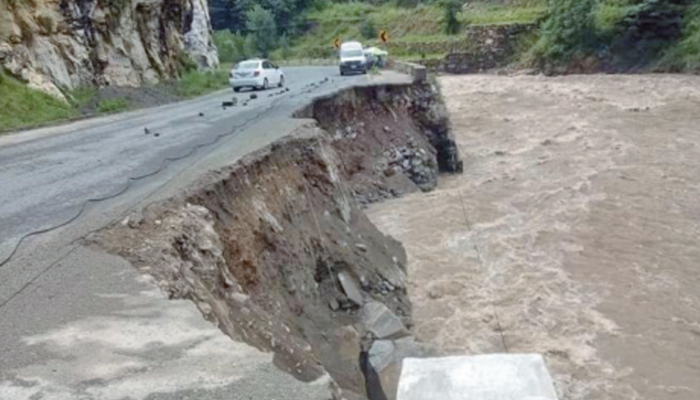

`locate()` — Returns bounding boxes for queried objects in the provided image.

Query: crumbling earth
[92,81,461,400]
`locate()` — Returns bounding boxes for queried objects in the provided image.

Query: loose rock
[362,301,409,340]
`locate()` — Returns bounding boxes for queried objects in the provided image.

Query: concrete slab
[397,354,558,400]
[0,246,331,400]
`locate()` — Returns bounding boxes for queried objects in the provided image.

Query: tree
[246,5,278,57]
[442,0,462,35]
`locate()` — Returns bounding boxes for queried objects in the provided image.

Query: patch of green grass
[464,6,545,25]
[174,68,229,98]
[97,98,130,114]
[67,86,99,108]
[0,70,74,133]
[0,63,232,133]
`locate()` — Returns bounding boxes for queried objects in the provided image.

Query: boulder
[338,272,364,306]
[362,301,409,340]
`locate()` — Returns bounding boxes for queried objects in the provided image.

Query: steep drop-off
[0,0,218,100]
[93,82,460,400]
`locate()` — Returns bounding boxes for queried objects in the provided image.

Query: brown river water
[367,74,700,400]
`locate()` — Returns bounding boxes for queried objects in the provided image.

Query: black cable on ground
[0,79,334,308]
[0,94,287,270]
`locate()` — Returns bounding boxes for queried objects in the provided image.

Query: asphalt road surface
[0,67,411,400]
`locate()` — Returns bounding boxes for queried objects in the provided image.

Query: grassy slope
[283,1,545,60]
[0,67,230,133]
[0,71,73,132]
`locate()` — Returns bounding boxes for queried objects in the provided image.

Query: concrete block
[397,354,559,400]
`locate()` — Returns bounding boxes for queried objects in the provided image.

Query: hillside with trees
[211,0,700,73]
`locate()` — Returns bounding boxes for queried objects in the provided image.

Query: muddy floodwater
[367,74,700,400]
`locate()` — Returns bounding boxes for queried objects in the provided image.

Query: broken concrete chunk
[329,298,340,311]
[355,243,368,252]
[338,272,364,306]
[362,301,409,340]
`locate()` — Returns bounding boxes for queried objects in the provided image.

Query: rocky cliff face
[0,0,219,100]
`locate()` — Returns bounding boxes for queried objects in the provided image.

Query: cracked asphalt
[0,67,411,400]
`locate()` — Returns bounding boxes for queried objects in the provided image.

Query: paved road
[0,67,411,400]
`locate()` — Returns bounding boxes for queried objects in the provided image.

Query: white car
[339,41,368,76]
[229,59,285,92]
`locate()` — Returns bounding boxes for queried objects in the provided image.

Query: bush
[213,30,250,63]
[175,69,229,98]
[244,34,258,58]
[279,33,292,60]
[359,17,377,40]
[177,51,199,75]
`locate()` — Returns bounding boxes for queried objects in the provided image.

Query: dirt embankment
[92,82,461,400]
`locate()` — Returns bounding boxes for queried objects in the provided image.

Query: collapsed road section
[91,80,462,400]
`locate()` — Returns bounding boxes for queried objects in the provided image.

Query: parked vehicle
[339,41,368,76]
[365,47,388,68]
[229,59,285,92]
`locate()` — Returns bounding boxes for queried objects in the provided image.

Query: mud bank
[92,82,461,400]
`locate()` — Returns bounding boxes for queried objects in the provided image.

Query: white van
[339,41,368,76]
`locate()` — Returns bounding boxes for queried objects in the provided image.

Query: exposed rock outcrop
[0,0,219,100]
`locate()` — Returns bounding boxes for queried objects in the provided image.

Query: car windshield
[236,61,260,70]
[341,49,363,58]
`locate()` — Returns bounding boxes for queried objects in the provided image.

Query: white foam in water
[397,354,559,400]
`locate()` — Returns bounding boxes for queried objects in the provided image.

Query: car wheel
[234,87,241,93]
[278,75,285,87]
[263,78,269,90]
[340,70,345,76]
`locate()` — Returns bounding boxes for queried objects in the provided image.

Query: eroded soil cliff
[92,82,460,400]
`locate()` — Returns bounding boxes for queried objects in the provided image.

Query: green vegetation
[359,17,377,40]
[530,0,700,70]
[441,0,462,35]
[174,67,230,98]
[0,71,73,132]
[0,65,230,133]
[530,0,596,62]
[246,5,277,57]
[659,3,700,71]
[274,1,545,60]
[97,98,130,113]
